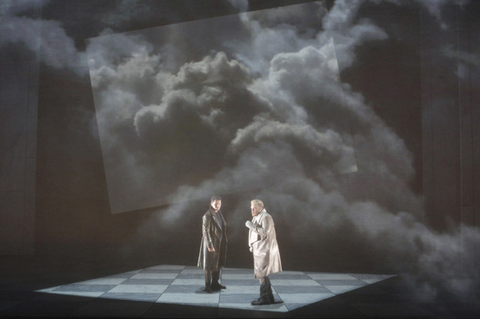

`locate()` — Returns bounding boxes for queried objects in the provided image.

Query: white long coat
[248,209,282,278]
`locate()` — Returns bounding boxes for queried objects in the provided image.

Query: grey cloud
[133,51,259,140]
[228,0,248,13]
[160,141,308,224]
[257,39,415,190]
[252,174,476,300]
[267,44,342,103]
[87,32,155,71]
[91,50,268,213]
[227,3,328,77]
[322,19,389,71]
[170,52,253,93]
[227,115,357,176]
[417,0,470,28]
[154,135,479,301]
[442,44,480,80]
[0,16,87,75]
[86,2,479,301]
[343,200,478,299]
[370,0,471,29]
[322,0,366,31]
[247,1,327,28]
[1,0,86,75]
[101,0,154,27]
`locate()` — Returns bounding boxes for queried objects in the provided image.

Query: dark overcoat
[197,207,227,271]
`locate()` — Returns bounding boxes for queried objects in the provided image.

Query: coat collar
[208,207,222,227]
[253,209,266,221]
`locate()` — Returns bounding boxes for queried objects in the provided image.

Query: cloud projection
[87,2,358,214]
[1,0,466,304]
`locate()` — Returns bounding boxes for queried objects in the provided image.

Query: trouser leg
[212,270,219,284]
[260,276,274,302]
[204,270,213,292]
[252,276,273,304]
[211,269,226,290]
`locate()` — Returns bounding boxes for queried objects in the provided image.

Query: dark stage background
[1,0,479,303]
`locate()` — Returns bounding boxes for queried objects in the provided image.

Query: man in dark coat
[197,195,227,293]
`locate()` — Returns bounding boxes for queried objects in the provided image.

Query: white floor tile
[108,284,168,294]
[222,273,256,280]
[273,270,306,276]
[220,285,259,294]
[271,279,323,286]
[181,268,203,273]
[130,273,178,279]
[157,293,220,304]
[170,278,204,285]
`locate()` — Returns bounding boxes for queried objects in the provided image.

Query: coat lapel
[210,208,221,229]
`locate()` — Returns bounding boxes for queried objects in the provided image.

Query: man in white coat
[245,199,282,305]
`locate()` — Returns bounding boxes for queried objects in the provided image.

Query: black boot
[211,282,226,291]
[211,270,226,291]
[251,294,270,305]
[268,291,275,303]
[251,277,272,305]
[265,276,275,303]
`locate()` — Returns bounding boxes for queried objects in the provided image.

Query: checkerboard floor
[36,264,395,314]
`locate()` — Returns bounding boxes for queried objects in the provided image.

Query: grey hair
[251,199,264,208]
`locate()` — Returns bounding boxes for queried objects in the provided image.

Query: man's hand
[245,220,254,229]
[208,246,215,252]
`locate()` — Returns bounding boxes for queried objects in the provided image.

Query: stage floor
[1,259,479,318]
[35,264,395,314]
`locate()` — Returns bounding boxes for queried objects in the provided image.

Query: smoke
[0,0,88,76]
[414,0,470,29]
[101,0,154,27]
[228,0,248,13]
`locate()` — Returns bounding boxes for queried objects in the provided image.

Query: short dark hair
[211,195,222,202]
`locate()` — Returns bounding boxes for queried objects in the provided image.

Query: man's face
[211,200,221,212]
[250,203,262,216]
